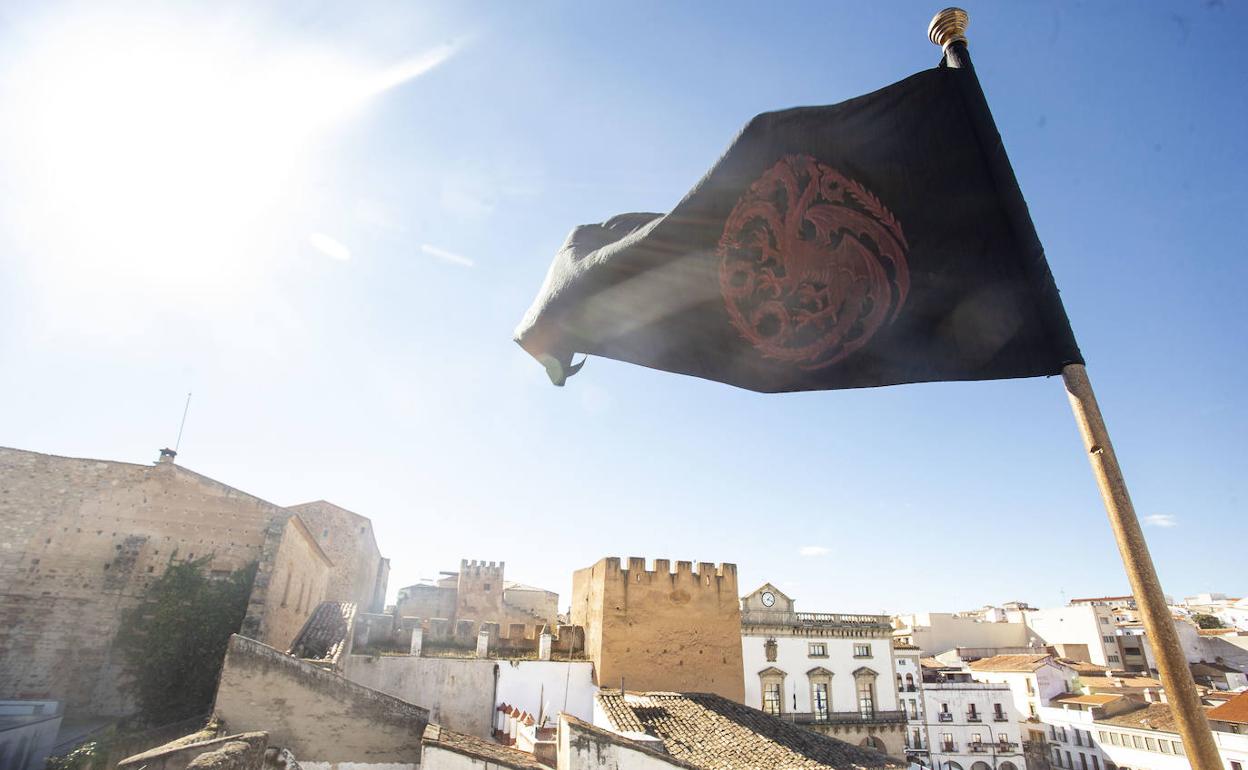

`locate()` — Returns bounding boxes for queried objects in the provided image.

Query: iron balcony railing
[971,742,1021,754]
[938,712,953,722]
[993,714,1009,722]
[967,713,982,722]
[789,710,906,726]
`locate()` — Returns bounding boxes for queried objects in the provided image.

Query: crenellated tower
[571,556,744,702]
[456,559,505,624]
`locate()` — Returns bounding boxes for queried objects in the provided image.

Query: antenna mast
[174,392,192,454]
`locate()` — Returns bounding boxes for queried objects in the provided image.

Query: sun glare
[0,7,453,324]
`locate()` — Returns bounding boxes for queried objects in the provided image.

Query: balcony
[790,710,906,727]
[938,712,953,722]
[966,713,982,722]
[969,743,989,753]
[941,743,957,753]
[993,714,1009,722]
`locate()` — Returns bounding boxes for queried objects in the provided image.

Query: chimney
[157,448,177,464]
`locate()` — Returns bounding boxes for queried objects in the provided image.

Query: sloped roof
[1080,675,1163,690]
[1053,693,1125,706]
[1191,661,1243,676]
[1061,659,1111,675]
[1207,691,1248,724]
[1097,702,1195,733]
[560,714,702,770]
[594,691,904,770]
[288,601,355,662]
[422,724,548,770]
[968,654,1052,673]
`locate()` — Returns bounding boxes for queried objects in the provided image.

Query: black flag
[515,67,1081,393]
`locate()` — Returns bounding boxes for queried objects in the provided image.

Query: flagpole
[927,9,1222,770]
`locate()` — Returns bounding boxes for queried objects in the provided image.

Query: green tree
[114,557,257,724]
[1192,613,1224,629]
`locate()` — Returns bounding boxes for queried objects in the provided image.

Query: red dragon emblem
[717,155,910,370]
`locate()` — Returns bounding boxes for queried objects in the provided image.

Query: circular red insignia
[717,155,910,370]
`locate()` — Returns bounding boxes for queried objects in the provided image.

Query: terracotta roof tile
[967,654,1053,673]
[594,691,904,770]
[422,724,549,770]
[288,601,355,662]
[1207,692,1248,724]
[1096,702,1204,733]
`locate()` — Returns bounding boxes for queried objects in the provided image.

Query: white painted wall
[896,614,1032,654]
[1014,607,1118,667]
[967,662,1074,722]
[342,655,596,738]
[921,683,1026,770]
[741,633,898,715]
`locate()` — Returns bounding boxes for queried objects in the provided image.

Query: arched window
[945,762,964,770]
[860,736,885,750]
[897,673,904,691]
[999,762,1019,770]
[905,673,915,691]
[971,762,992,770]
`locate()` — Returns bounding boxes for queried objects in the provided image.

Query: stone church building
[0,446,387,718]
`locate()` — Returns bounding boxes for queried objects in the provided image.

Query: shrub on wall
[114,557,257,724]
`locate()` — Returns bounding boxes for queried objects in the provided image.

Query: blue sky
[0,1,1243,614]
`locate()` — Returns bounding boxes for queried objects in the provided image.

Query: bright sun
[0,6,452,316]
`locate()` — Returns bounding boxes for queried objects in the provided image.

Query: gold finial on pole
[928,7,970,50]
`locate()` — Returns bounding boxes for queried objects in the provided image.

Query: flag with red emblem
[514,67,1081,393]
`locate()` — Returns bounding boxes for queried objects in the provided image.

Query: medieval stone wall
[570,557,745,701]
[0,448,281,714]
[287,501,387,612]
[0,447,374,717]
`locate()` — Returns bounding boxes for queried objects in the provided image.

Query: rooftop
[288,601,355,662]
[1096,702,1205,733]
[1059,659,1111,675]
[1053,694,1125,706]
[595,691,904,770]
[422,724,549,770]
[1207,692,1248,725]
[968,654,1053,673]
[1079,675,1163,690]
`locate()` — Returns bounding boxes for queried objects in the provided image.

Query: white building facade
[921,682,1028,770]
[895,643,929,764]
[741,583,907,756]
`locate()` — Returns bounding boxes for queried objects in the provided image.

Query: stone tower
[455,559,505,622]
[571,556,745,702]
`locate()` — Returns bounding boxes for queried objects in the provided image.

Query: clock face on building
[761,591,776,607]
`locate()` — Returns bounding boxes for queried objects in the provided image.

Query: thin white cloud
[1142,513,1178,528]
[308,232,351,261]
[421,243,474,268]
[799,546,830,557]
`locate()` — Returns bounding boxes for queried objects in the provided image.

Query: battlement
[460,559,505,576]
[599,556,738,588]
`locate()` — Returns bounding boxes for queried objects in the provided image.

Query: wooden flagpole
[927,9,1223,770]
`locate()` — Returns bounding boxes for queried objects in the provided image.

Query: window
[857,677,875,717]
[1124,647,1141,655]
[1100,617,1110,624]
[1144,737,1156,752]
[1108,733,1119,746]
[1053,748,1063,767]
[942,733,955,752]
[912,728,922,749]
[908,700,918,719]
[483,582,491,591]
[854,643,872,658]
[905,673,915,691]
[1131,735,1143,749]
[1230,762,1242,770]
[1098,731,1108,743]
[1079,753,1088,770]
[807,667,832,715]
[808,642,827,657]
[1029,704,1038,718]
[1159,740,1171,754]
[1092,756,1101,770]
[1026,680,1036,695]
[812,682,830,721]
[993,702,1006,721]
[970,733,982,749]
[759,668,786,715]
[1102,635,1115,643]
[968,704,980,722]
[1075,730,1083,746]
[940,702,952,722]
[1173,740,1185,756]
[1065,751,1072,769]
[1107,654,1120,663]
[763,682,782,715]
